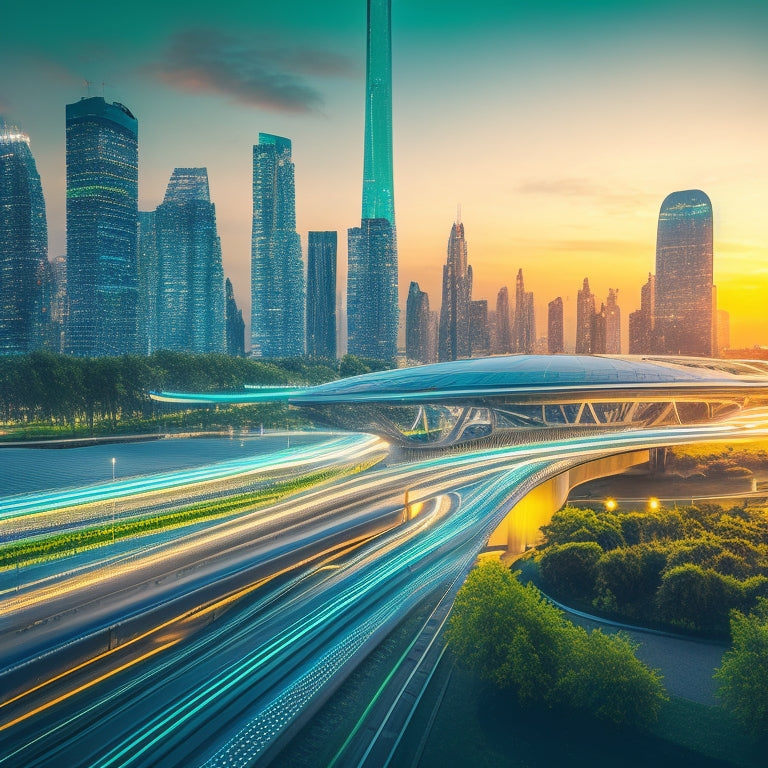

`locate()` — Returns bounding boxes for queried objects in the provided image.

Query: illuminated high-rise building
[251,133,304,357]
[347,0,398,360]
[605,288,621,354]
[653,189,714,356]
[629,273,655,354]
[66,97,138,356]
[155,168,225,353]
[575,277,595,354]
[0,121,47,354]
[716,309,730,356]
[494,286,512,354]
[225,278,245,357]
[137,211,158,354]
[306,231,337,359]
[470,299,490,356]
[513,268,535,354]
[438,221,472,361]
[548,297,564,354]
[405,281,431,364]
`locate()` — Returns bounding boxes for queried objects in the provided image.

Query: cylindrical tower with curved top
[653,189,714,357]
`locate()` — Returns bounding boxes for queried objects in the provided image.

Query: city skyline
[1,1,767,350]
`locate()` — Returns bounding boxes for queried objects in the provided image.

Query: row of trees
[538,504,768,635]
[447,560,667,727]
[0,351,394,433]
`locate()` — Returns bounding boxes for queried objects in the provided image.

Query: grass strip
[0,460,378,571]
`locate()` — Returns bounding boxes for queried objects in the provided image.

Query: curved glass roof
[294,354,766,402]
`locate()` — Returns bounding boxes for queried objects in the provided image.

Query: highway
[1,410,767,766]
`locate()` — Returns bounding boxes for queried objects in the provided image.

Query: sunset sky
[2,0,767,350]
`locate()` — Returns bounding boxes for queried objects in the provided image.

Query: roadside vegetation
[0,460,379,571]
[446,559,667,727]
[716,598,768,737]
[536,501,768,637]
[0,351,395,440]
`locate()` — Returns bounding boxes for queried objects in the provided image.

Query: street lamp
[111,458,116,544]
[604,498,617,512]
[111,457,116,482]
[648,497,660,512]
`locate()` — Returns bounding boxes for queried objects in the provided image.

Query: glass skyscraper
[438,221,472,361]
[225,278,245,357]
[653,189,714,357]
[137,210,158,355]
[306,231,337,359]
[66,97,138,356]
[251,133,305,357]
[405,281,431,364]
[347,0,398,360]
[155,168,225,354]
[0,121,48,354]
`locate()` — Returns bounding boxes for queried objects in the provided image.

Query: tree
[448,560,667,725]
[540,506,624,550]
[655,564,745,634]
[559,627,666,727]
[539,541,602,601]
[447,559,569,704]
[715,599,768,735]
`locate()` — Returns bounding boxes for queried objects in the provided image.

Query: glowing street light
[604,498,617,512]
[648,497,660,511]
[111,457,116,481]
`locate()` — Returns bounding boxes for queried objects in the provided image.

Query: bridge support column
[488,450,650,557]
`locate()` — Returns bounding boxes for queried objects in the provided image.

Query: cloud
[154,29,355,113]
[517,178,659,214]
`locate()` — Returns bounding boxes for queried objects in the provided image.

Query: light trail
[2,409,768,766]
[0,433,385,523]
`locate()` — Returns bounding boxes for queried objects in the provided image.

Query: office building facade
[306,231,337,359]
[0,122,48,354]
[347,0,398,360]
[66,97,138,356]
[438,221,472,361]
[251,134,304,357]
[653,189,714,356]
[155,168,225,354]
[548,297,564,354]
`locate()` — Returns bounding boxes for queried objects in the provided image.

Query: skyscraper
[512,268,535,354]
[306,231,337,359]
[591,303,607,354]
[251,133,305,357]
[66,97,138,356]
[548,297,564,354]
[605,288,621,354]
[438,221,472,361]
[575,277,595,354]
[653,189,714,357]
[470,299,490,356]
[494,286,512,354]
[137,210,158,355]
[225,278,245,357]
[347,0,398,360]
[405,281,431,364]
[155,168,225,353]
[716,309,730,356]
[0,121,47,354]
[629,273,654,354]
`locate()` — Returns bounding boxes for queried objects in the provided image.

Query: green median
[1,460,379,572]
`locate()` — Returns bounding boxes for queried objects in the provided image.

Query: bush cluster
[447,560,666,727]
[538,503,768,635]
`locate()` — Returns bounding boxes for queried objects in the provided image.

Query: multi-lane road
[1,412,767,766]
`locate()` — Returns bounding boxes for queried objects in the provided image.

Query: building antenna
[84,80,93,97]
[456,203,461,226]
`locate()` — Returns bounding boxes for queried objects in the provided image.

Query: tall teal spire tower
[348,0,399,360]
[361,0,395,225]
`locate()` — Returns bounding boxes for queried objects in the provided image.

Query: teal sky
[2,1,768,349]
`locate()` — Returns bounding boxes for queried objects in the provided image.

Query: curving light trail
[2,409,768,766]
